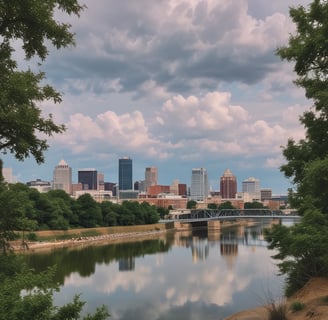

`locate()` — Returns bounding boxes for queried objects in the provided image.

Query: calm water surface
[24,222,287,320]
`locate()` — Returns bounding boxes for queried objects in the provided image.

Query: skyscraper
[98,172,104,190]
[242,177,260,201]
[2,167,14,183]
[119,157,133,190]
[145,167,158,192]
[190,168,209,201]
[220,169,237,199]
[53,159,72,194]
[78,168,98,190]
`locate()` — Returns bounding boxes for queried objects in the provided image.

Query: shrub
[290,300,305,312]
[321,295,328,304]
[27,232,37,241]
[266,302,288,320]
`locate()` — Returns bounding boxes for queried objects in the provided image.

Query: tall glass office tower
[119,157,133,190]
[78,168,98,190]
[190,168,209,201]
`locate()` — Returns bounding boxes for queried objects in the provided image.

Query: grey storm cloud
[45,0,291,96]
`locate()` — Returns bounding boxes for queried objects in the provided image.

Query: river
[23,221,288,320]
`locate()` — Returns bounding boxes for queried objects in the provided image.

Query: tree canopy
[266,0,328,296]
[0,2,112,318]
[0,255,110,320]
[265,210,328,296]
[277,0,328,214]
[0,0,84,165]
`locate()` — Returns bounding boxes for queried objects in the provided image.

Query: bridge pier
[173,221,192,230]
[207,220,221,241]
[207,220,221,231]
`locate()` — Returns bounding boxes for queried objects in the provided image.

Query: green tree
[244,201,265,209]
[0,1,84,171]
[140,202,160,224]
[187,200,197,209]
[218,201,235,210]
[0,189,27,253]
[116,203,136,226]
[157,206,169,219]
[265,210,328,296]
[207,203,218,209]
[101,202,118,226]
[75,194,102,228]
[266,0,328,296]
[277,0,328,214]
[0,255,109,320]
[47,190,77,227]
[0,2,109,318]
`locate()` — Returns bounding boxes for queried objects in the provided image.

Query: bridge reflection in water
[172,222,285,266]
[164,209,300,264]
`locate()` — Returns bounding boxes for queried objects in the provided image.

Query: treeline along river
[23,221,293,320]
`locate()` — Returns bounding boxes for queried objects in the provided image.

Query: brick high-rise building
[220,169,237,199]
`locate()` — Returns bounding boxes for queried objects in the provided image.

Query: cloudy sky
[3,0,313,194]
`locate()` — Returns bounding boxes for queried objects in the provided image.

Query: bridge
[166,208,300,231]
[168,208,299,221]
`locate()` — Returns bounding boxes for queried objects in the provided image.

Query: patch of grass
[266,302,288,320]
[321,295,328,304]
[290,300,305,312]
[80,230,100,237]
[42,233,80,241]
[38,230,101,241]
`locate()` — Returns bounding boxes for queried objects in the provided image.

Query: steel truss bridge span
[168,208,299,221]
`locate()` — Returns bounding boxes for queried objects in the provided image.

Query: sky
[3,0,313,194]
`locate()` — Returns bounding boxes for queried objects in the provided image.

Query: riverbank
[11,223,169,253]
[11,220,244,253]
[225,278,328,320]
[14,229,169,252]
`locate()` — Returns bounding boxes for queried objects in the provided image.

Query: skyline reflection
[24,223,285,320]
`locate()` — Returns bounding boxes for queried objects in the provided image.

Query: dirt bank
[225,278,328,320]
[11,224,169,253]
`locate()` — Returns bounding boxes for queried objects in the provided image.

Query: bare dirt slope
[225,278,328,320]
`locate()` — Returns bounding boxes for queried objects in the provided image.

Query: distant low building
[104,182,117,196]
[74,189,113,202]
[148,185,170,197]
[136,196,188,209]
[26,179,52,193]
[261,188,272,201]
[119,190,139,200]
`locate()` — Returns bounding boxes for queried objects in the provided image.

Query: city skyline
[1,0,313,194]
[4,159,284,195]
